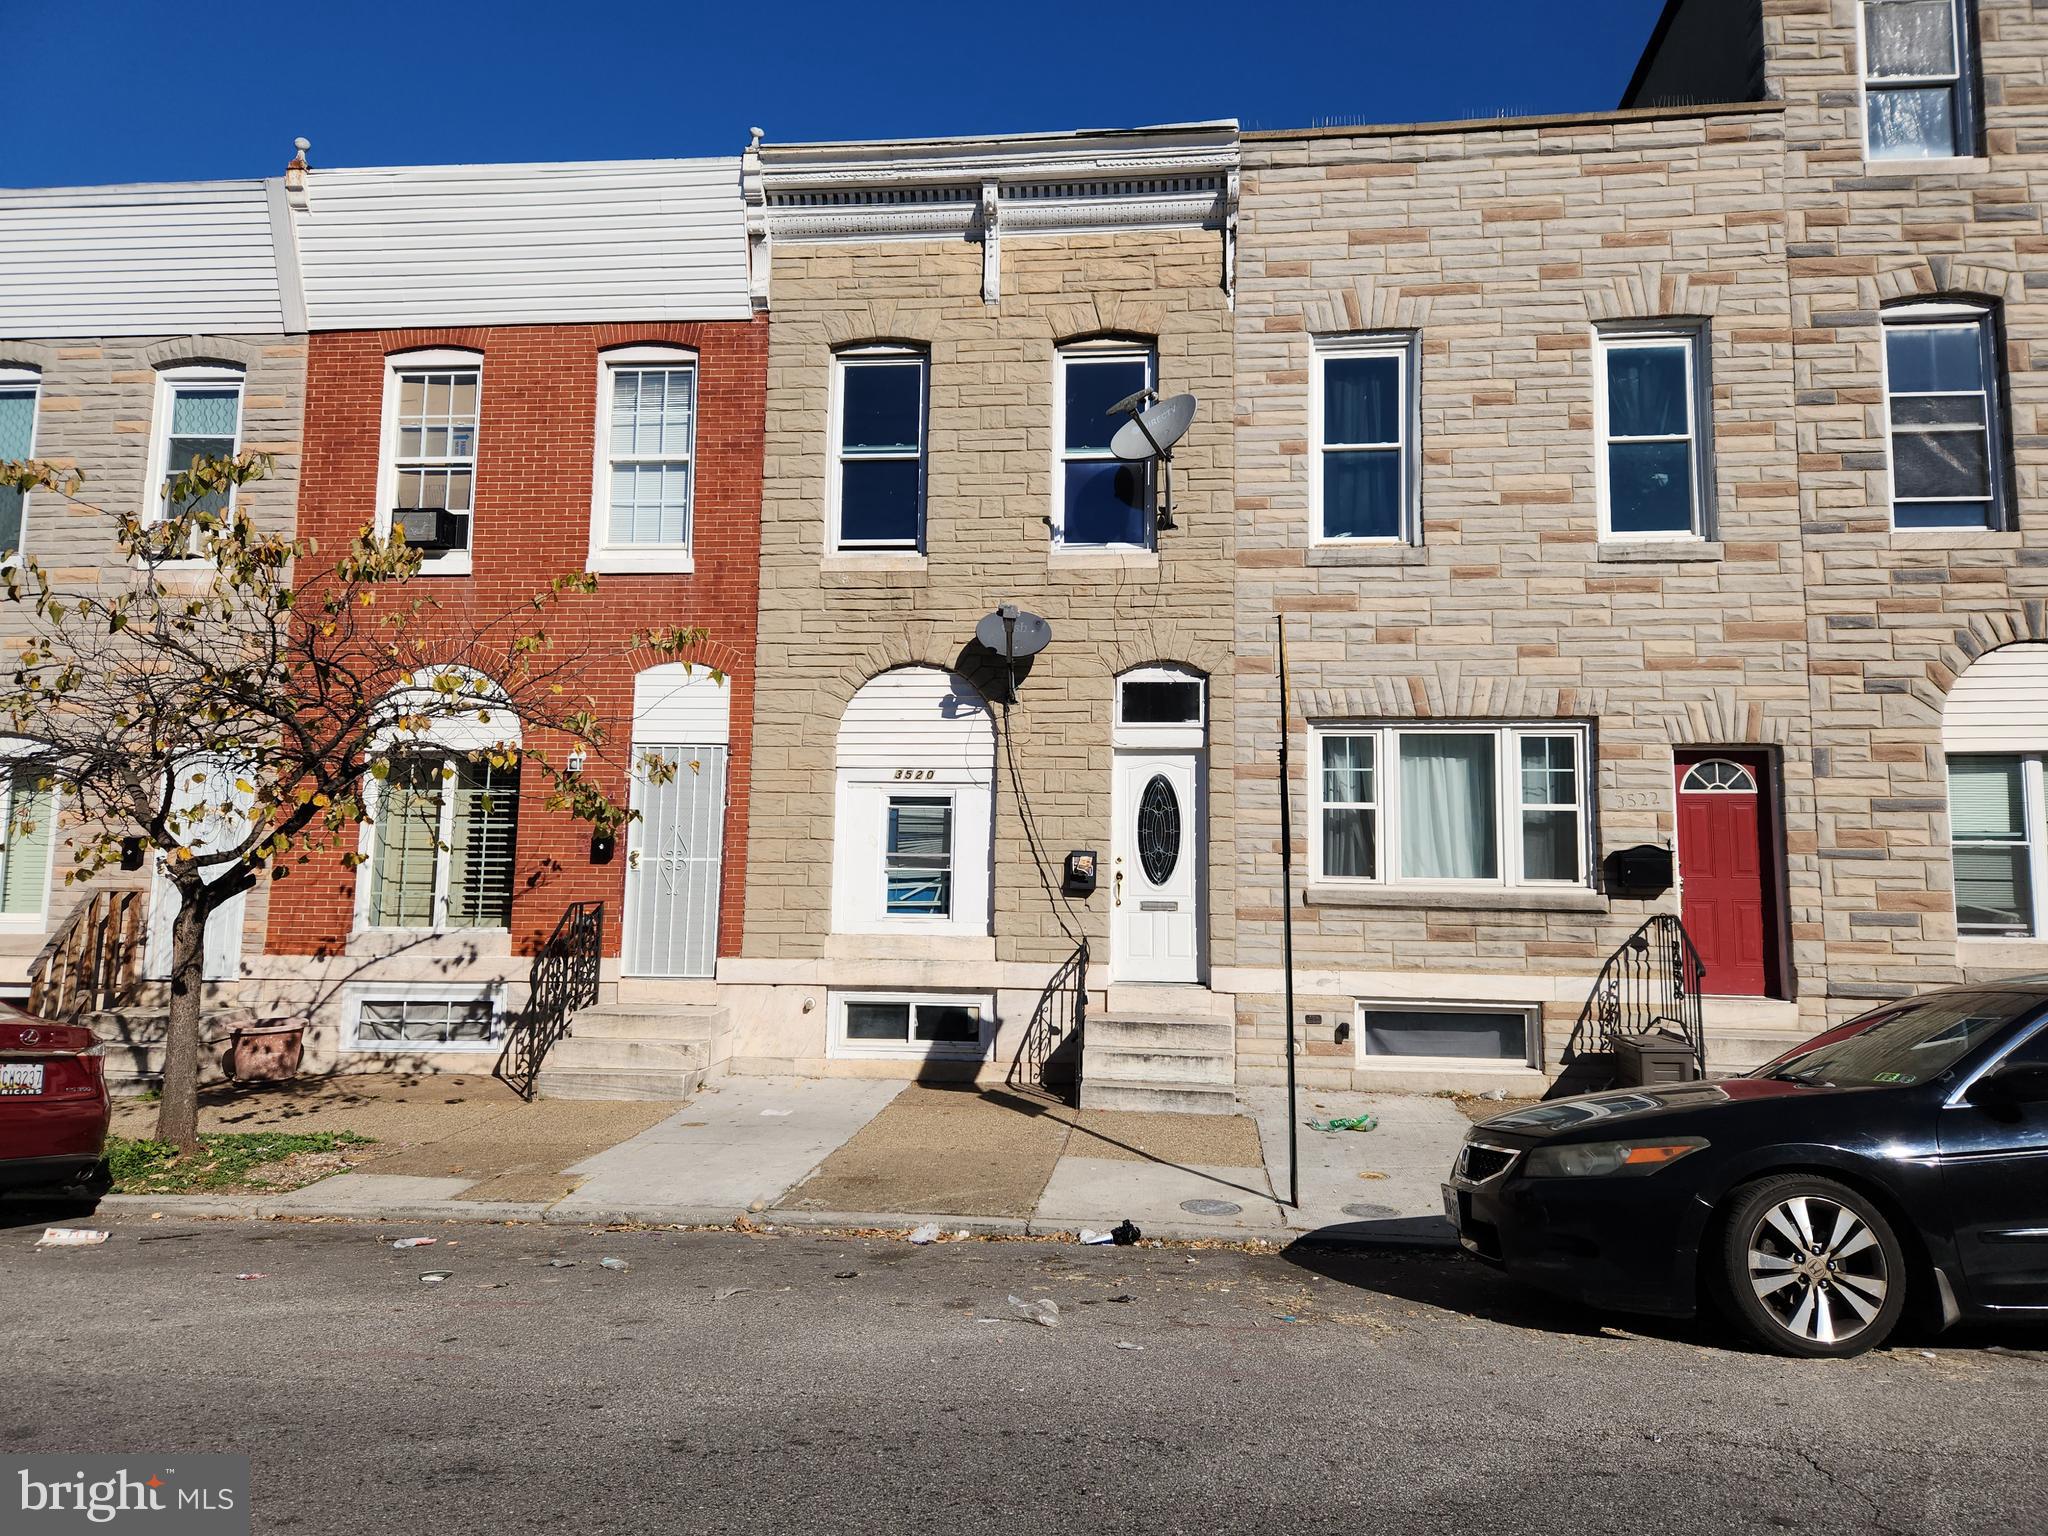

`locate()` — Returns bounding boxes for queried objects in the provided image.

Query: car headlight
[1522,1137,1708,1178]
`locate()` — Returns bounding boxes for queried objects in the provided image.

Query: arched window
[832,667,992,936]
[1944,642,2048,940]
[1680,759,1757,794]
[359,671,521,932]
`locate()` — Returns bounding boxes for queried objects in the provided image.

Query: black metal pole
[1277,614,1300,1210]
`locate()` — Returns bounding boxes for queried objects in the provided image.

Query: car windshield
[1752,991,2044,1089]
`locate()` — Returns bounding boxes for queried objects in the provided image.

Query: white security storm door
[623,744,727,977]
[145,758,251,983]
[1111,751,1202,983]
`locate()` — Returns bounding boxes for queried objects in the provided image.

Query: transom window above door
[1055,342,1154,550]
[1312,334,1417,544]
[1312,723,1592,890]
[590,346,696,572]
[832,348,927,552]
[1681,759,1757,794]
[1595,326,1710,540]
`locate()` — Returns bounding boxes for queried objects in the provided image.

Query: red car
[0,1003,111,1198]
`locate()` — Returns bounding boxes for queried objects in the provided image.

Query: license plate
[1441,1182,1459,1227]
[0,1062,45,1095]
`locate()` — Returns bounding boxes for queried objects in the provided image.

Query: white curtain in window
[1400,734,1497,880]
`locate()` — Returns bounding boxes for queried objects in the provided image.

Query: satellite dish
[1103,390,1199,531]
[975,604,1053,702]
[1110,393,1197,464]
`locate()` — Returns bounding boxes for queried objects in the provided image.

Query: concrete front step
[1085,1046,1235,1088]
[533,1004,732,1102]
[559,1004,729,1042]
[1085,1013,1235,1052]
[1079,1079,1239,1115]
[1103,984,1236,1021]
[1706,1031,1814,1074]
[530,1064,706,1101]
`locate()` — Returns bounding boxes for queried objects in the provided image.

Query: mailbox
[1606,843,1674,897]
[1064,849,1098,897]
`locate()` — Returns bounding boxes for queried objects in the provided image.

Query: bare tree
[0,453,709,1151]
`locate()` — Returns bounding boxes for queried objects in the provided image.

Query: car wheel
[1718,1175,1907,1358]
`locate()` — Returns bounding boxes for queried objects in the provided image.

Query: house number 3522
[893,769,935,781]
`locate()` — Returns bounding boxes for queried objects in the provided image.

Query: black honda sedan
[1443,983,2048,1357]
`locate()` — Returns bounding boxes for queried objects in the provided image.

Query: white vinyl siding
[1943,643,2048,752]
[1944,643,2048,941]
[292,159,752,329]
[0,180,289,338]
[1861,0,1978,160]
[365,756,518,932]
[1311,723,1592,891]
[830,991,994,1061]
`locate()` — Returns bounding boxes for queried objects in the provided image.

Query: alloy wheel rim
[1747,1195,1889,1346]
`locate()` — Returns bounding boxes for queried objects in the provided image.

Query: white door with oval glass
[1111,752,1201,982]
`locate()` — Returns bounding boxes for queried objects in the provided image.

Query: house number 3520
[893,769,935,781]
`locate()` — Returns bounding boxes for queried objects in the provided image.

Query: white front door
[623,744,727,977]
[1111,751,1201,983]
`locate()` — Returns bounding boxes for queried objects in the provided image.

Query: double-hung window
[1948,755,2045,938]
[0,760,56,922]
[1882,303,2006,530]
[590,347,695,571]
[1862,0,1978,160]
[383,353,480,567]
[1312,724,1591,890]
[366,756,519,931]
[149,366,244,524]
[834,991,992,1060]
[1055,342,1154,550]
[832,349,926,552]
[1596,327,1708,540]
[883,795,953,918]
[1313,335,1416,542]
[0,368,39,559]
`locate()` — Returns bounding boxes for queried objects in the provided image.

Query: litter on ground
[1008,1295,1061,1329]
[1078,1229,1114,1246]
[1308,1115,1378,1134]
[36,1228,108,1248]
[390,1237,438,1250]
[906,1223,943,1245]
[599,1257,630,1271]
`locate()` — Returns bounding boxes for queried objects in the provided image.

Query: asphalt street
[3,1212,2045,1535]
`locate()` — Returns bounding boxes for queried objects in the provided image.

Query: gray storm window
[1360,1006,1532,1063]
[1863,0,1978,160]
[1884,306,2006,530]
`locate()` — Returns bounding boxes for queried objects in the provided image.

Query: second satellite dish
[1105,389,1199,530]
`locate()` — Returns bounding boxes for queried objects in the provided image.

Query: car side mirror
[1967,1062,2048,1110]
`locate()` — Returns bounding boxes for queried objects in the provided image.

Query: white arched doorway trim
[1944,642,2048,941]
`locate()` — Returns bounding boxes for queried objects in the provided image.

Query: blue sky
[6,0,1668,186]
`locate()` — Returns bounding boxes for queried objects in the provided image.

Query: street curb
[93,1192,1460,1251]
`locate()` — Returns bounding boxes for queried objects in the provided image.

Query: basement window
[831,991,993,1061]
[348,990,502,1050]
[1356,1001,1539,1067]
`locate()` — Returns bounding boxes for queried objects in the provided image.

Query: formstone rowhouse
[1229,0,2048,1094]
[252,155,769,1083]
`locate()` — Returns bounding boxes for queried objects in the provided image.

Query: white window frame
[829,990,995,1062]
[1310,332,1418,545]
[1858,0,1978,164]
[344,985,506,1053]
[143,363,245,530]
[352,752,517,935]
[1353,998,1543,1070]
[1593,325,1709,542]
[1114,664,1207,751]
[377,348,482,577]
[1948,752,2047,941]
[1052,340,1156,552]
[882,791,955,921]
[0,754,58,931]
[587,345,697,573]
[829,346,928,554]
[1880,300,2006,532]
[1308,722,1593,892]
[0,366,40,565]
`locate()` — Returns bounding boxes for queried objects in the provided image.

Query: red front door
[1675,754,1773,997]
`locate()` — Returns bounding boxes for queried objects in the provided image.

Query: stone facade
[0,332,306,990]
[731,136,1238,1078]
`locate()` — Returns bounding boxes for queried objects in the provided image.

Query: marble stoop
[1079,1012,1238,1115]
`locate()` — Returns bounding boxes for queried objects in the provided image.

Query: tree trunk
[153,891,209,1153]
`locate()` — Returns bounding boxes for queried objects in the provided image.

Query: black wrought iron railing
[1559,913,1708,1086]
[496,900,604,1101]
[1009,939,1087,1101]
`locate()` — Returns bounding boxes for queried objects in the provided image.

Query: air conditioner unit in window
[391,507,470,554]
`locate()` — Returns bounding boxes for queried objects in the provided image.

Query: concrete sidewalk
[96,1075,1477,1248]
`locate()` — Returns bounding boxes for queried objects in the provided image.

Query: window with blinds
[367,756,518,930]
[1948,754,2042,938]
[0,372,38,559]
[0,764,55,918]
[154,368,244,522]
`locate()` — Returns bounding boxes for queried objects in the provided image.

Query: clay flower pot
[228,1019,305,1083]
